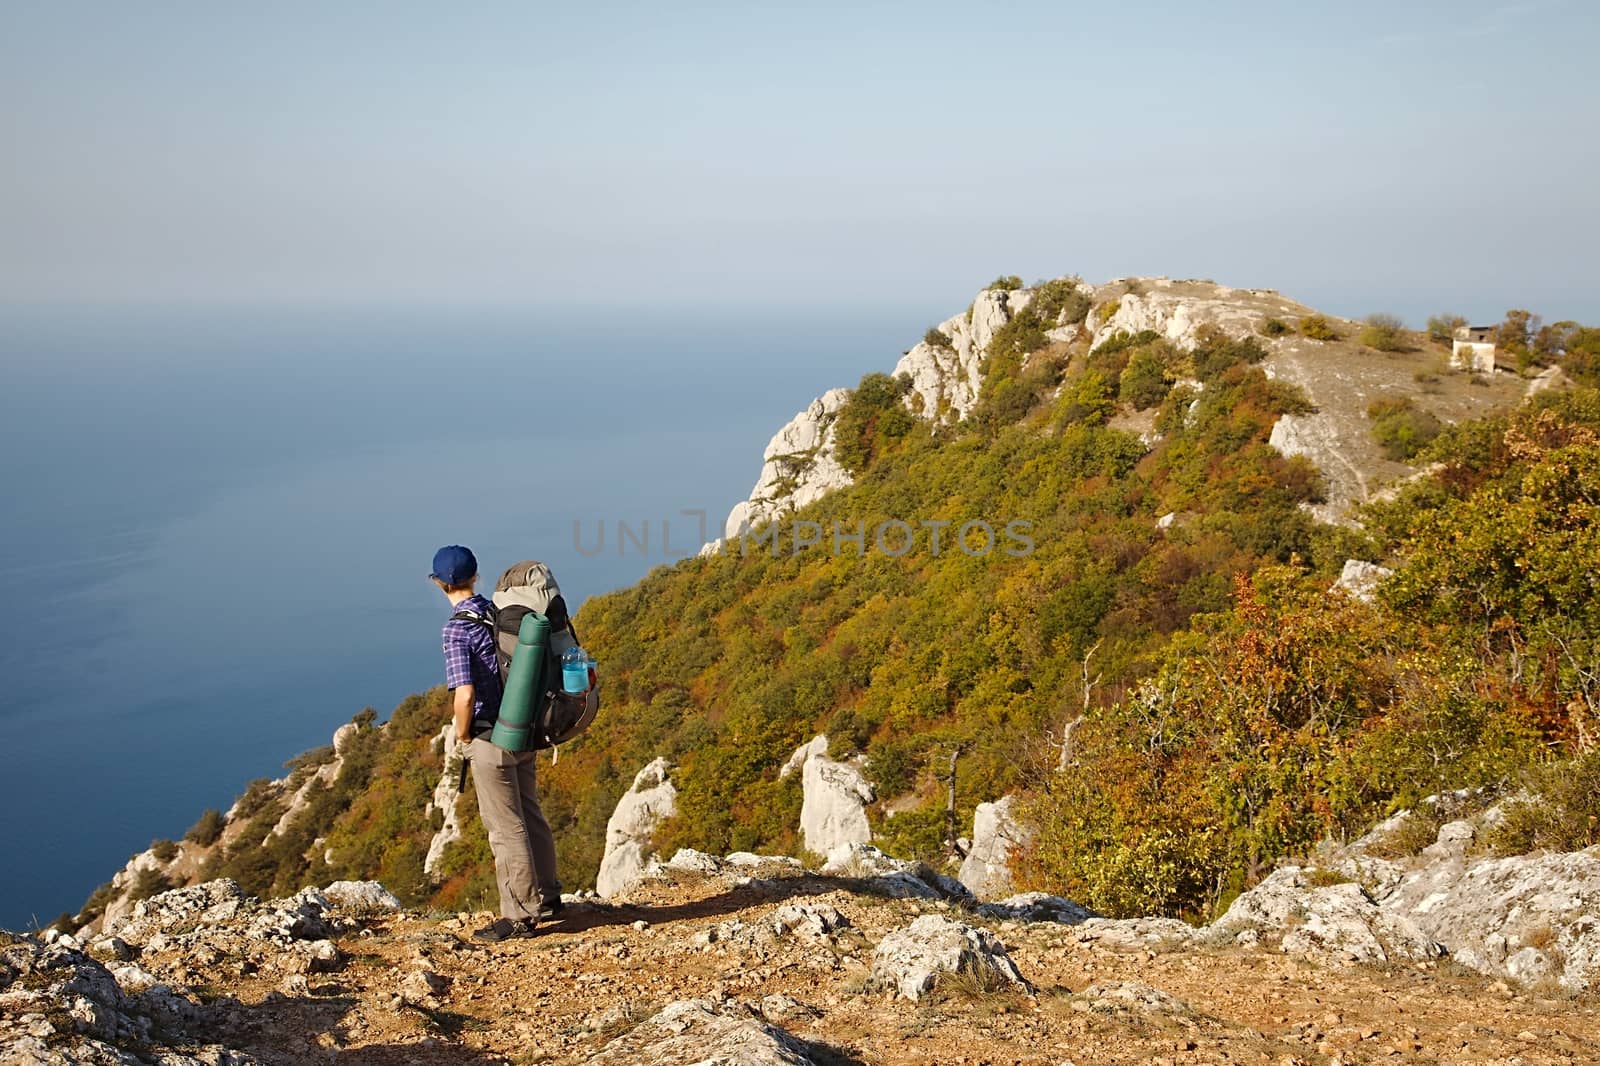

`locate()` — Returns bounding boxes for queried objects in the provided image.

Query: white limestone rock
[596,758,678,899]
[588,998,822,1066]
[1268,411,1360,524]
[664,848,724,874]
[106,880,251,946]
[892,287,1030,424]
[1332,559,1393,603]
[1086,283,1267,351]
[978,892,1095,925]
[0,937,259,1065]
[1378,843,1600,992]
[779,734,829,779]
[800,754,875,856]
[870,914,1031,1000]
[270,727,351,840]
[718,388,854,544]
[99,845,173,927]
[959,795,1031,900]
[1208,866,1444,967]
[423,723,469,876]
[1072,981,1193,1019]
[322,880,402,913]
[1074,916,1201,952]
[821,843,971,901]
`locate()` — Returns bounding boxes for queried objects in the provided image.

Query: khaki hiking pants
[468,737,561,921]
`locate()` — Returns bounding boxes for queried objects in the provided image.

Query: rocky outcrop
[799,752,874,856]
[716,388,854,544]
[0,935,260,1065]
[779,734,829,779]
[1085,279,1302,350]
[820,843,971,901]
[1208,867,1446,968]
[1332,559,1393,603]
[892,287,1031,423]
[268,721,360,841]
[596,758,678,899]
[870,914,1030,1000]
[1268,411,1369,525]
[1368,818,1600,992]
[707,283,1041,552]
[588,997,824,1066]
[958,795,1030,900]
[423,724,468,876]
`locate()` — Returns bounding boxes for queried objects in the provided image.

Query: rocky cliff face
[891,286,1035,424]
[717,389,854,544]
[709,275,1527,543]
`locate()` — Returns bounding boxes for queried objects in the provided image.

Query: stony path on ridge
[163,867,1598,1066]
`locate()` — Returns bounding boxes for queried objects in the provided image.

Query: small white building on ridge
[1451,325,1497,374]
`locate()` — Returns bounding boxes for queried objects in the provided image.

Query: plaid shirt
[442,594,503,730]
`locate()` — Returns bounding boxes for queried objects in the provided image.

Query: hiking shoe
[538,899,565,921]
[471,917,536,942]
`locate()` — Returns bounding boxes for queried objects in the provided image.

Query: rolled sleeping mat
[490,611,550,752]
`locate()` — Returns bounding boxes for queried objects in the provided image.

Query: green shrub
[924,327,953,351]
[1427,314,1467,345]
[1368,397,1442,460]
[1359,313,1407,352]
[1191,333,1267,382]
[77,882,117,924]
[1259,318,1290,336]
[150,839,179,863]
[1120,347,1171,410]
[1486,751,1600,855]
[128,867,171,903]
[986,275,1023,292]
[186,808,226,846]
[834,372,917,473]
[232,779,276,820]
[1298,315,1338,341]
[1028,277,1092,326]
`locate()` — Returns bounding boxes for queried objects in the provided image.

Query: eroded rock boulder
[1380,844,1600,992]
[596,758,678,899]
[1208,867,1444,967]
[588,997,823,1066]
[959,795,1030,900]
[870,914,1030,1000]
[820,843,970,901]
[800,754,874,856]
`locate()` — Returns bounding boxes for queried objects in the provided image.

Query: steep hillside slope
[70,275,1598,940]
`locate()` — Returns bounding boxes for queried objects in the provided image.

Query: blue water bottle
[561,645,590,693]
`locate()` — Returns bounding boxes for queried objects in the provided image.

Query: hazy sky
[3,1,1597,323]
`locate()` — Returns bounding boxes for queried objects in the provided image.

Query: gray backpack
[461,561,600,750]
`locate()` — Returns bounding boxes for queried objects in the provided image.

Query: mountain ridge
[59,274,1599,971]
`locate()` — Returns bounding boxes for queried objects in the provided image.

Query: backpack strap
[450,606,498,629]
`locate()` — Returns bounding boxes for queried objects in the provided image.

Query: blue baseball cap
[429,545,478,585]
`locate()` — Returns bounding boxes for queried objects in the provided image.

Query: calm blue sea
[0,303,928,928]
